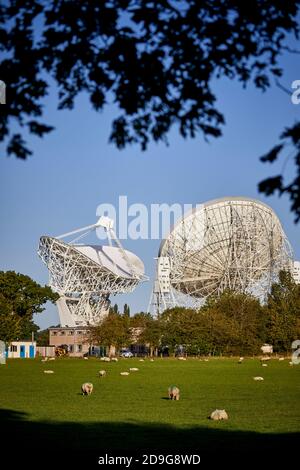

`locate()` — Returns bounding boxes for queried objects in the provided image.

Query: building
[49,327,91,357]
[36,346,56,358]
[7,341,36,358]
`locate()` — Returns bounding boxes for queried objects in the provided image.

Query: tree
[259,122,300,222]
[161,307,205,355]
[36,328,50,346]
[123,303,130,317]
[140,318,162,357]
[89,311,130,356]
[1,1,300,217]
[0,271,58,343]
[264,271,300,351]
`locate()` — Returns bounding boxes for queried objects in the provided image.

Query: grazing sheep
[168,386,180,400]
[253,376,264,381]
[98,370,106,377]
[120,372,130,376]
[139,359,144,362]
[111,357,118,362]
[81,382,93,395]
[262,363,268,367]
[44,370,54,374]
[83,357,88,360]
[129,367,139,371]
[210,409,228,420]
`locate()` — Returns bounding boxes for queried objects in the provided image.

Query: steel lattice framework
[152,197,293,313]
[38,217,147,326]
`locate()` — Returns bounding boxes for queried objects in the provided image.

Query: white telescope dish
[38,217,147,326]
[150,197,293,313]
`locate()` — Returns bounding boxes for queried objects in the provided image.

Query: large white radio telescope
[38,216,147,327]
[150,197,293,313]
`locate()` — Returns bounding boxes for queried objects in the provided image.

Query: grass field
[1,357,299,464]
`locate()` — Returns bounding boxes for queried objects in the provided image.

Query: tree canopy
[1,1,300,217]
[0,270,58,343]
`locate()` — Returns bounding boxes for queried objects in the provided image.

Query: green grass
[0,357,299,458]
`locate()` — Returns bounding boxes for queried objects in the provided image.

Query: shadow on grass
[1,408,298,466]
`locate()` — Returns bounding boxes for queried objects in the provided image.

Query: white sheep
[129,367,139,371]
[168,386,180,400]
[81,382,93,395]
[253,376,264,381]
[111,357,118,362]
[238,357,244,364]
[210,409,228,420]
[262,363,268,367]
[139,359,144,362]
[98,370,106,377]
[44,370,54,374]
[279,357,285,361]
[120,372,130,376]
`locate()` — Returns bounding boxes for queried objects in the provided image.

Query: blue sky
[0,49,299,329]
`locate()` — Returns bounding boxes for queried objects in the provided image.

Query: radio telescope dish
[149,197,293,313]
[38,216,147,327]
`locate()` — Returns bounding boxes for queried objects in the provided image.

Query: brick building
[49,327,91,357]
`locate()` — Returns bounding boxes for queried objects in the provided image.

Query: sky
[0,46,299,330]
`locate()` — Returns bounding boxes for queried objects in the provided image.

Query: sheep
[44,370,54,374]
[279,357,285,361]
[238,357,244,364]
[129,367,139,371]
[83,357,88,360]
[111,357,118,362]
[98,370,106,377]
[262,363,268,367]
[139,359,144,362]
[253,376,264,381]
[209,409,228,420]
[168,386,180,400]
[81,382,93,395]
[120,372,130,376]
